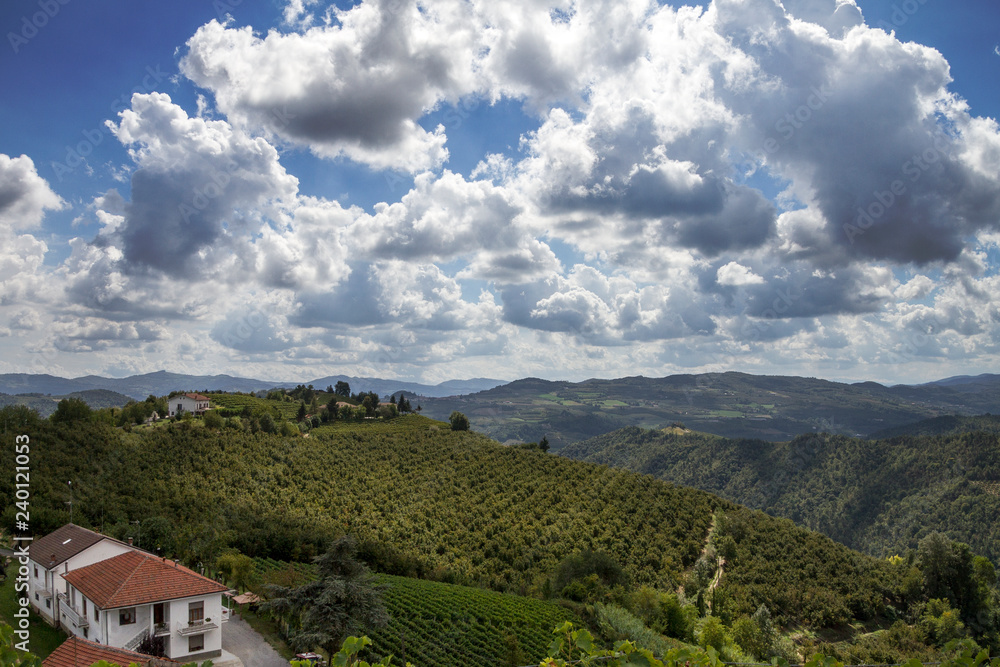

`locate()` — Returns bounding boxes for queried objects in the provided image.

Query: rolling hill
[0,389,133,417]
[416,372,1000,447]
[561,423,1000,562]
[0,371,506,401]
[4,413,905,632]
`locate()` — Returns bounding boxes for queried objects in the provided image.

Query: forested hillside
[3,410,905,629]
[417,373,1000,447]
[869,414,1000,439]
[561,425,1000,562]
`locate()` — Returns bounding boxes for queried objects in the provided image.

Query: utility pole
[131,520,141,549]
[66,481,73,524]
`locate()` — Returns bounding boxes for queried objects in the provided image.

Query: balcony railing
[176,619,219,636]
[56,593,89,629]
[153,622,171,637]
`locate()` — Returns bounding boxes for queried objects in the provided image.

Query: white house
[61,549,230,662]
[168,394,211,417]
[28,524,135,627]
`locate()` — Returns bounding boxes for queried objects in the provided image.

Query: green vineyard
[251,558,578,666]
[368,574,577,666]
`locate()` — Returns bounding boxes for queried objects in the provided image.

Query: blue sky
[1,0,999,383]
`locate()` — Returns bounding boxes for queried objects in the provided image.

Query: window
[82,599,88,615]
[188,634,204,653]
[33,566,38,578]
[34,593,39,601]
[95,608,99,621]
[82,628,88,639]
[188,601,204,624]
[119,608,136,625]
[45,599,50,609]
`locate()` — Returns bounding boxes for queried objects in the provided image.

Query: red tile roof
[183,393,210,401]
[43,636,174,667]
[63,551,228,609]
[29,524,125,568]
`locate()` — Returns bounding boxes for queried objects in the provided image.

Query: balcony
[177,619,218,636]
[153,622,171,637]
[56,593,89,629]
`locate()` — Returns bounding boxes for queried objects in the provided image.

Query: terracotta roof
[29,524,122,568]
[63,551,228,608]
[183,393,210,401]
[43,637,174,667]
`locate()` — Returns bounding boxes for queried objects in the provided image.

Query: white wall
[29,539,133,626]
[165,594,223,659]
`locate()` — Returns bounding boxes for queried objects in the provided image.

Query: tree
[262,536,389,662]
[732,604,776,659]
[0,405,40,434]
[539,436,550,453]
[362,395,377,417]
[335,381,351,397]
[259,412,277,434]
[449,411,470,431]
[217,552,259,592]
[50,397,92,423]
[297,401,308,421]
[918,532,981,620]
[203,410,224,429]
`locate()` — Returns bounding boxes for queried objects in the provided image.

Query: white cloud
[0,153,64,232]
[180,1,483,172]
[717,262,765,286]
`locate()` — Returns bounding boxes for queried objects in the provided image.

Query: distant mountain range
[0,371,507,401]
[415,371,1000,447]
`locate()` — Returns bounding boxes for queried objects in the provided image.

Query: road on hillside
[223,615,289,667]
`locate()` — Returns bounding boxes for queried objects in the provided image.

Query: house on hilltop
[61,550,230,662]
[168,393,211,417]
[42,636,176,667]
[28,524,135,627]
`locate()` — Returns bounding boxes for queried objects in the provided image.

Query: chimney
[128,537,133,546]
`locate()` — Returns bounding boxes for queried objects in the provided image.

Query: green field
[0,571,66,658]
[370,575,577,666]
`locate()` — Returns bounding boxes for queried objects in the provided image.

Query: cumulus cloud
[106,92,299,279]
[717,262,765,286]
[0,153,64,231]
[0,154,61,305]
[16,0,1000,381]
[180,0,483,172]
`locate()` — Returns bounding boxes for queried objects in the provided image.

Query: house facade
[168,394,211,417]
[27,524,135,627]
[61,550,230,662]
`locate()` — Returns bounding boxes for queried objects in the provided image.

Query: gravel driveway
[223,615,289,667]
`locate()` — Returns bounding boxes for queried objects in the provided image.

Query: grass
[0,569,67,658]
